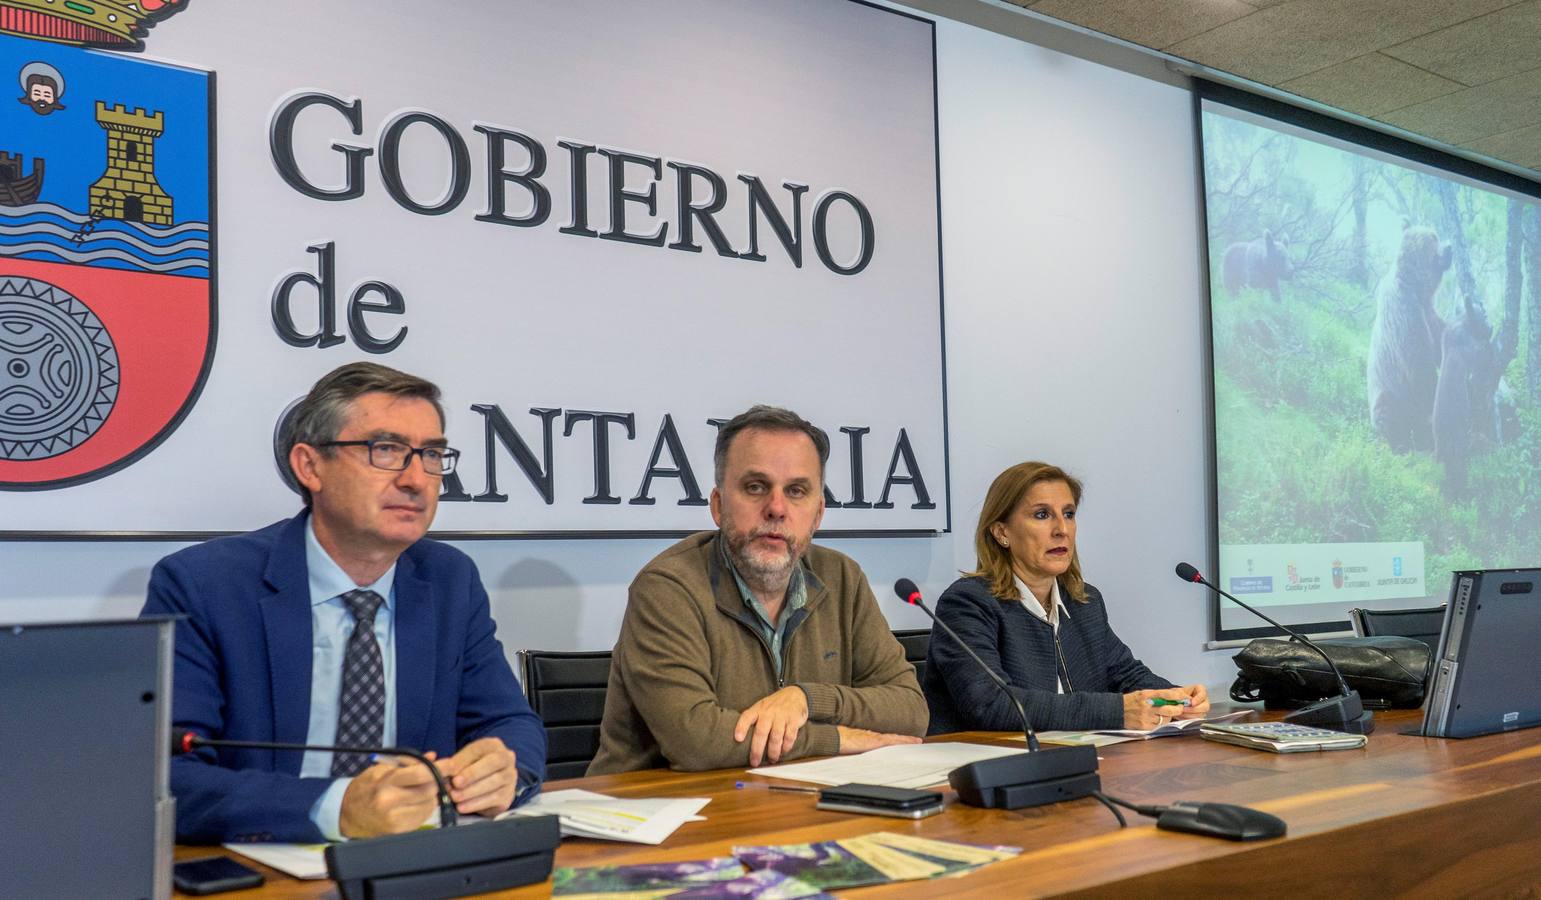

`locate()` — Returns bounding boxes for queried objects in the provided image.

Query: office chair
[517,649,613,780]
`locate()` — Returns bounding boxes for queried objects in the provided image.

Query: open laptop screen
[1422,570,1541,738]
[0,618,175,898]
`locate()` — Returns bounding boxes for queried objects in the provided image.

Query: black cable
[1089,790,1127,827]
[1091,789,1166,820]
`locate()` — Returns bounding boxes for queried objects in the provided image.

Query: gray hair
[281,362,445,505]
[713,405,830,487]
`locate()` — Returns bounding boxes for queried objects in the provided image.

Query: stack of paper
[501,788,709,844]
[746,742,1024,789]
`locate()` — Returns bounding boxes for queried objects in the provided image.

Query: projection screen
[1200,84,1541,640]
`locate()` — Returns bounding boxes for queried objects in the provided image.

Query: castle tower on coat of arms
[89,102,173,225]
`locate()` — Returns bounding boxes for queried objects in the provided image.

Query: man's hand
[835,725,922,755]
[338,753,441,838]
[436,737,520,816]
[734,686,810,766]
[1122,685,1209,730]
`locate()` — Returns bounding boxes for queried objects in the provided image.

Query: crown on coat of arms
[0,0,188,51]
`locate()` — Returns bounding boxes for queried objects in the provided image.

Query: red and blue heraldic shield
[0,33,213,489]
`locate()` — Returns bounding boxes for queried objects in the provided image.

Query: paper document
[747,742,1024,789]
[1025,711,1251,745]
[223,842,329,880]
[501,788,709,844]
[1093,710,1251,738]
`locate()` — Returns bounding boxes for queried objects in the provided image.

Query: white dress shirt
[301,517,398,840]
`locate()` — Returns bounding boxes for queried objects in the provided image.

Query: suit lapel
[259,513,315,775]
[393,550,438,752]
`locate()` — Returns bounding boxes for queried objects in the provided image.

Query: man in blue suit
[143,362,545,843]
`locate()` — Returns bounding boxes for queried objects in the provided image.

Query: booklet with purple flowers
[552,832,1019,897]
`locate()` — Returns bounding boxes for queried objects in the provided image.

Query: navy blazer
[141,512,546,843]
[922,575,1172,734]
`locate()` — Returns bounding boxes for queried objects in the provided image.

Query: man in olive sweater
[589,406,928,774]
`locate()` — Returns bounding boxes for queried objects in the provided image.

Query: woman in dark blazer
[923,461,1209,734]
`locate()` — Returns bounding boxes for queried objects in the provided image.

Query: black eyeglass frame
[318,439,461,475]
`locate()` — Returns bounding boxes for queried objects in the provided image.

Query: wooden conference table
[179,710,1541,897]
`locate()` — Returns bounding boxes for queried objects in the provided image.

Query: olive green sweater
[588,532,927,774]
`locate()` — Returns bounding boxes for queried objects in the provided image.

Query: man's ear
[709,487,723,527]
[289,444,324,498]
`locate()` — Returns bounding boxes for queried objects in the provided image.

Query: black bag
[1229,636,1431,710]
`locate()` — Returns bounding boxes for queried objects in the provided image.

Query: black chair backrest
[1350,606,1447,650]
[519,650,612,781]
[892,628,931,685]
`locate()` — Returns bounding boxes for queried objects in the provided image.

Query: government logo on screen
[0,0,212,490]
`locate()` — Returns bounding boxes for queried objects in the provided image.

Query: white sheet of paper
[223,842,329,880]
[500,788,710,845]
[746,742,1025,789]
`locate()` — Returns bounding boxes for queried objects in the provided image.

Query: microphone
[892,578,1100,810]
[895,578,1038,750]
[1174,562,1373,735]
[172,729,457,826]
[171,730,562,898]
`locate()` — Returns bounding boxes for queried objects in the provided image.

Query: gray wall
[0,6,1244,689]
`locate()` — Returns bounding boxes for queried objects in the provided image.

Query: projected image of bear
[1366,224,1451,453]
[1222,230,1294,302]
[0,277,119,460]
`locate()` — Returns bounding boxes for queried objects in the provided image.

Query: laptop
[1420,569,1541,738]
[0,618,176,899]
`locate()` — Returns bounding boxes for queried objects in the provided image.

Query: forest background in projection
[1205,104,1541,594]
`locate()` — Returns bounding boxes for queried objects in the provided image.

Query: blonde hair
[965,461,1087,604]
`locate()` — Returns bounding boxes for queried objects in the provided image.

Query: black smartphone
[816,783,945,819]
[172,856,265,895]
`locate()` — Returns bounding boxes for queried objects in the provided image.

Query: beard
[30,99,58,115]
[723,522,807,593]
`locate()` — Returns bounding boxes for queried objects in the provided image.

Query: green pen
[1149,698,1191,707]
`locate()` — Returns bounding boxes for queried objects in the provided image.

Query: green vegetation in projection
[1203,109,1541,588]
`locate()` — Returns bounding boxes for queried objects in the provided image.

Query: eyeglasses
[320,440,461,476]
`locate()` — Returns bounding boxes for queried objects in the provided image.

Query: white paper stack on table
[746,742,1025,789]
[500,789,710,844]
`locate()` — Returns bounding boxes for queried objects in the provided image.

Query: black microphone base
[949,745,1101,809]
[325,815,560,900]
[1283,692,1376,735]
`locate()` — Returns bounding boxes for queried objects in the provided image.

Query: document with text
[746,742,1025,788]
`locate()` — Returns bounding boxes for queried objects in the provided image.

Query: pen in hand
[1149,698,1191,707]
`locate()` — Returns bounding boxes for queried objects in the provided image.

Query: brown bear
[1222,230,1293,302]
[1366,224,1451,452]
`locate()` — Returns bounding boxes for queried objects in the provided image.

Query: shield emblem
[0,33,213,489]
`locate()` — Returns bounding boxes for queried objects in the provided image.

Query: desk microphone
[171,730,457,827]
[892,578,1100,809]
[171,730,565,898]
[1174,562,1373,735]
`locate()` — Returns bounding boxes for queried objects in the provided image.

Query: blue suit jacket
[142,512,546,843]
[922,576,1173,734]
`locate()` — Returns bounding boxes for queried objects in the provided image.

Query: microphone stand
[1178,566,1374,735]
[894,580,1100,809]
[176,732,457,827]
[173,731,560,900]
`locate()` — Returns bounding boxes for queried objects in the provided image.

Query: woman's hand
[1122,685,1208,729]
